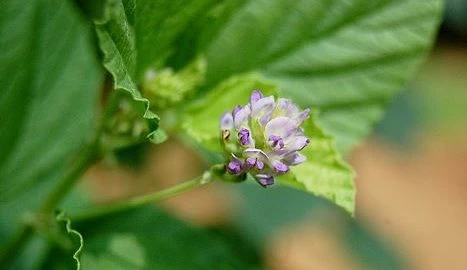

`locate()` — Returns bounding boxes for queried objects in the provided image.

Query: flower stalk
[72,168,218,223]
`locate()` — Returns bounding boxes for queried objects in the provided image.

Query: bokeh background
[75,1,467,269]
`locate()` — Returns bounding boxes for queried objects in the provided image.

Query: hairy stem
[72,171,215,223]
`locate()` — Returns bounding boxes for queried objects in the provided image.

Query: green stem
[73,171,214,223]
[0,226,33,266]
[40,142,99,213]
[42,89,124,212]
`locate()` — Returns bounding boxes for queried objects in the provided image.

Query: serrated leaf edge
[279,109,356,215]
[56,211,84,270]
[93,0,163,143]
[94,27,160,130]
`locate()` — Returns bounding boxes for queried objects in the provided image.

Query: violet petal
[272,160,289,174]
[269,134,285,149]
[286,135,310,151]
[233,105,251,129]
[255,174,274,187]
[227,158,243,174]
[265,116,297,140]
[294,108,310,125]
[243,148,270,166]
[245,157,257,168]
[250,90,264,105]
[276,98,299,117]
[282,153,306,165]
[220,112,233,130]
[232,105,242,117]
[256,160,264,170]
[251,96,275,125]
[238,128,251,145]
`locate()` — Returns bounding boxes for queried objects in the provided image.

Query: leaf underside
[0,0,100,236]
[94,0,163,142]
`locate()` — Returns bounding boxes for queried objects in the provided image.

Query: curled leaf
[94,0,164,143]
[56,211,84,270]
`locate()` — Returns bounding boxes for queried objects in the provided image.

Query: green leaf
[94,0,162,142]
[279,114,355,213]
[182,74,277,151]
[44,207,261,270]
[166,0,250,69]
[56,211,84,270]
[148,128,168,144]
[0,0,101,234]
[135,0,218,77]
[190,0,443,154]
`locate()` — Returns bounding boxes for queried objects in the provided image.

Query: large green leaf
[183,0,443,154]
[43,207,261,270]
[135,0,218,77]
[0,0,100,222]
[182,75,354,213]
[0,0,101,267]
[94,0,164,143]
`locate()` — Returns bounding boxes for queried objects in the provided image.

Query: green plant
[0,0,443,268]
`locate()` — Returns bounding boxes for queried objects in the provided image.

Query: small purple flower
[256,174,274,186]
[272,160,289,174]
[269,135,285,149]
[245,157,257,168]
[220,90,311,187]
[232,105,242,118]
[226,156,243,174]
[256,160,264,170]
[250,90,263,104]
[238,128,251,146]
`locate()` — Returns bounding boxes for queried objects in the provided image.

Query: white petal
[283,153,306,165]
[271,159,289,174]
[250,90,264,105]
[285,135,310,151]
[294,108,310,125]
[275,98,299,117]
[220,112,233,130]
[251,96,275,125]
[233,105,251,129]
[243,148,271,166]
[265,116,297,139]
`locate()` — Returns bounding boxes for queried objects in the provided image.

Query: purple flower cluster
[220,90,310,187]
